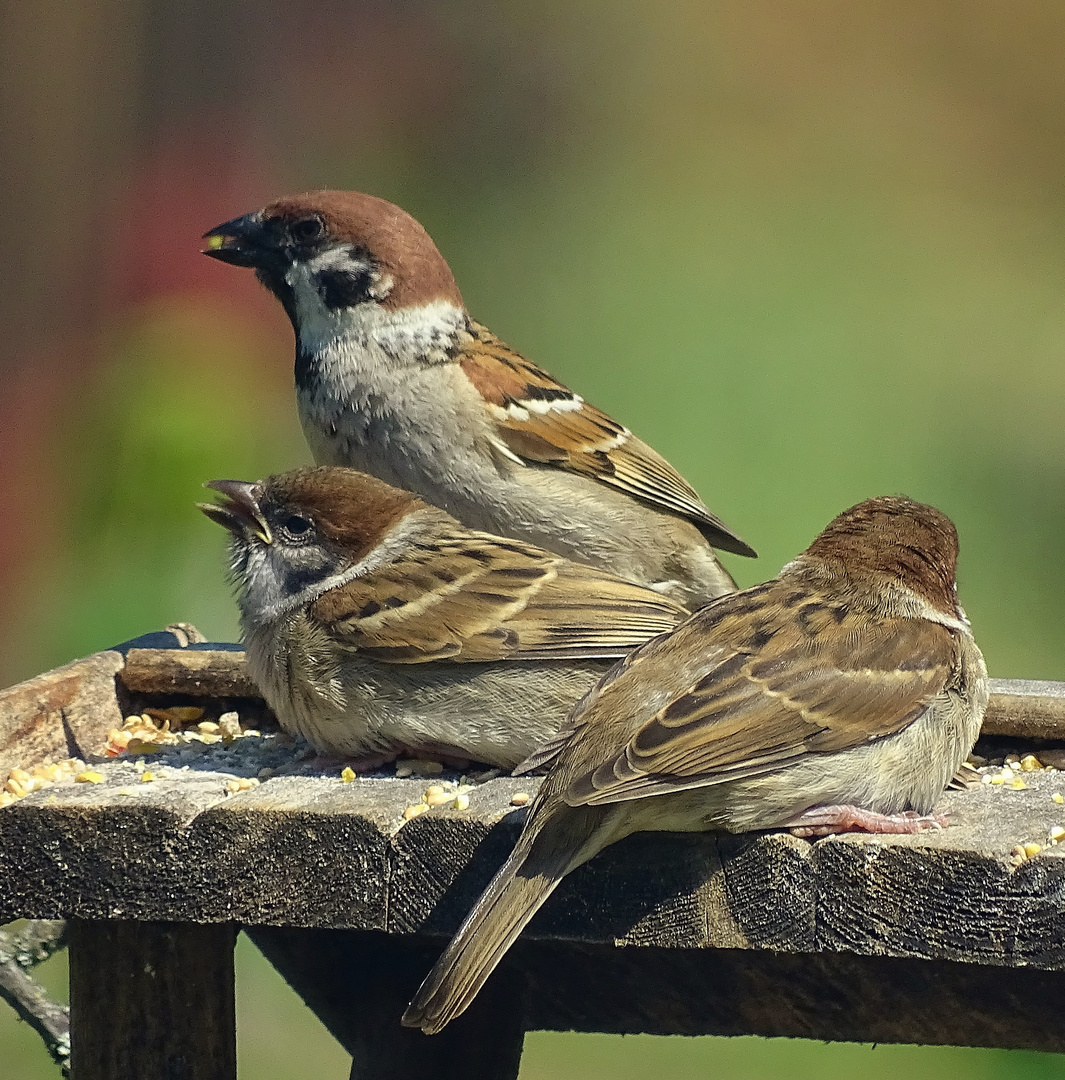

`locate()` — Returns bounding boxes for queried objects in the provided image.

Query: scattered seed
[1009,778,1028,790]
[510,792,531,806]
[1053,793,1064,805]
[146,705,204,725]
[1024,842,1043,858]
[1020,755,1042,772]
[126,739,162,756]
[141,772,155,783]
[452,793,470,811]
[340,767,355,783]
[218,712,242,738]
[225,777,260,794]
[402,802,430,821]
[75,771,105,784]
[1049,826,1065,844]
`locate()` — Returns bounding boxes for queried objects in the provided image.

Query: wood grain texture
[69,919,236,1080]
[246,928,1065,1052]
[120,648,259,698]
[3,771,1065,969]
[984,678,1065,737]
[0,651,124,777]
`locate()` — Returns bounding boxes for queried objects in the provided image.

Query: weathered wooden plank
[120,647,258,699]
[3,769,1065,970]
[247,928,1065,1052]
[984,678,1065,738]
[0,651,124,777]
[69,919,236,1080]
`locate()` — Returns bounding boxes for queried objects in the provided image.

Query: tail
[402,810,601,1034]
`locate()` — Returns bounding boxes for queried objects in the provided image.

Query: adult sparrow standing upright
[199,466,689,769]
[203,191,755,608]
[402,495,988,1033]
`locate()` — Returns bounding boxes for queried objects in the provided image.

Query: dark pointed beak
[198,480,272,544]
[202,211,272,267]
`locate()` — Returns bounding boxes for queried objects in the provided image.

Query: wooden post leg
[247,928,525,1080]
[344,937,525,1080]
[69,919,236,1080]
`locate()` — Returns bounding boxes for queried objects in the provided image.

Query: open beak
[202,211,272,267]
[198,480,272,544]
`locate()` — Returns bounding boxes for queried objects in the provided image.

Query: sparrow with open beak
[402,495,988,1033]
[203,191,755,608]
[199,466,689,769]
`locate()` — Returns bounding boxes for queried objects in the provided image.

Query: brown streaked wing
[566,611,957,806]
[309,530,687,664]
[460,323,755,557]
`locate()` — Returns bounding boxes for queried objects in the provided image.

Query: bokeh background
[4,1,1065,1076]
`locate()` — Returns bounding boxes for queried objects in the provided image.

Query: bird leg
[784,804,949,838]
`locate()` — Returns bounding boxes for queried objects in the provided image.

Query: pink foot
[784,804,949,838]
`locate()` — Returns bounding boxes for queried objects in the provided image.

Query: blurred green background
[5,1,1065,1075]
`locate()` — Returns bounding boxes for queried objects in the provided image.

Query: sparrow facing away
[203,190,755,609]
[199,466,689,769]
[402,495,989,1033]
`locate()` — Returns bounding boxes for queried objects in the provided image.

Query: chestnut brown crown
[263,190,463,310]
[260,466,426,565]
[803,496,961,616]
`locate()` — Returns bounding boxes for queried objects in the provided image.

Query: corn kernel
[1054,793,1065,804]
[1009,778,1028,790]
[197,721,220,734]
[452,793,470,811]
[141,772,155,782]
[218,712,242,738]
[990,775,1006,785]
[1024,842,1042,858]
[1048,825,1065,844]
[340,767,355,783]
[510,792,531,806]
[126,739,162,756]
[402,802,430,821]
[75,771,105,784]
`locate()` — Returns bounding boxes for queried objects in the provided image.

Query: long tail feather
[403,809,604,1034]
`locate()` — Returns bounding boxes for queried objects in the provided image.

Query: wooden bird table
[2,631,1065,1080]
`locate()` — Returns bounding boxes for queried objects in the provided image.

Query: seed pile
[402,779,476,821]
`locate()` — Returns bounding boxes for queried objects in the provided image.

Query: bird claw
[785,804,950,838]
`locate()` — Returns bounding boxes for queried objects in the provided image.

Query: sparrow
[402,495,989,1033]
[202,190,755,609]
[199,466,689,769]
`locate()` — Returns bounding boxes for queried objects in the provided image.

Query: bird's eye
[290,216,324,243]
[280,514,313,540]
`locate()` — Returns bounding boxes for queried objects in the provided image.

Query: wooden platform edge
[1,640,1063,780]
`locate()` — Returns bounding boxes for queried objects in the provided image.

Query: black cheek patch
[283,564,331,596]
[316,267,376,309]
